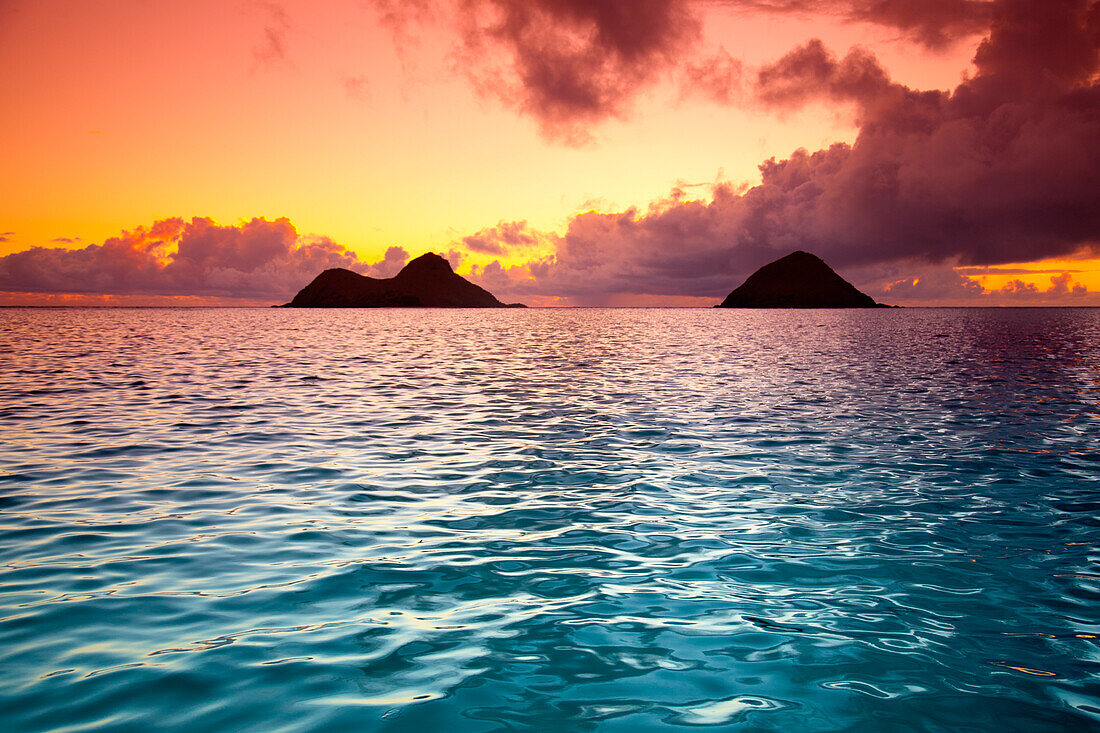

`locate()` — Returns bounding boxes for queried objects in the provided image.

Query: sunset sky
[1,0,1098,306]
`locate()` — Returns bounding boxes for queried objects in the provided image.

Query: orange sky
[1,0,1097,305]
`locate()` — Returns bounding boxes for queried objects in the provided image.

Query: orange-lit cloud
[0,218,408,303]
[879,262,1098,306]
[460,220,557,257]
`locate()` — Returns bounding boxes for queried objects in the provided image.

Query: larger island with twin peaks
[282,252,526,308]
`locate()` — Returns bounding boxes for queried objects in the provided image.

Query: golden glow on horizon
[960,258,1100,294]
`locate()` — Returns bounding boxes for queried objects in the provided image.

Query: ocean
[0,307,1097,732]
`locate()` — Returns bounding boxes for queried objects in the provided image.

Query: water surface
[1,308,1098,731]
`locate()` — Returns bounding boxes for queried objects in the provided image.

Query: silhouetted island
[282,253,525,308]
[717,251,891,308]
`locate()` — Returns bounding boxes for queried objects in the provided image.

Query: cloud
[998,279,1039,296]
[0,217,392,302]
[755,40,892,111]
[466,0,704,142]
[8,1,1096,307]
[374,1,1002,139]
[726,0,996,49]
[460,220,557,255]
[879,264,986,302]
[253,2,291,69]
[365,245,409,277]
[956,266,1084,275]
[0,232,12,243]
[455,0,1100,304]
[982,273,1090,302]
[440,249,466,270]
[1047,271,1089,297]
[880,267,1091,305]
[846,0,996,49]
[680,49,744,105]
[342,75,370,101]
[375,0,703,142]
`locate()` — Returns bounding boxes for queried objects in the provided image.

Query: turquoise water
[0,307,1098,732]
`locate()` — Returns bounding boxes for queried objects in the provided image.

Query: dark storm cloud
[957,267,1084,275]
[723,0,996,49]
[459,0,1100,304]
[456,0,701,142]
[374,0,702,141]
[0,217,392,301]
[848,0,996,48]
[755,40,891,110]
[375,1,1006,138]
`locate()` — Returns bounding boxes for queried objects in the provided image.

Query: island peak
[717,251,890,308]
[397,252,455,277]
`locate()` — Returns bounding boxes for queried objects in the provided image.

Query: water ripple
[1,307,1098,731]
